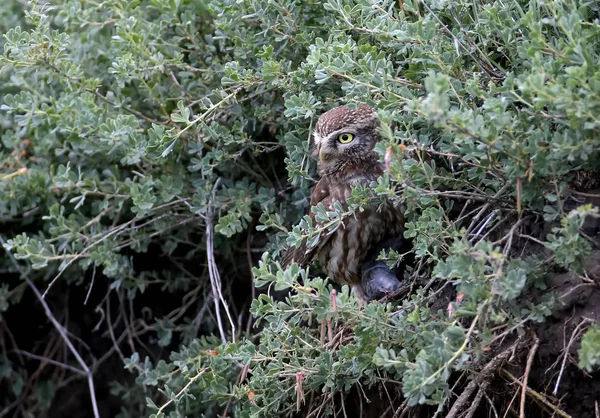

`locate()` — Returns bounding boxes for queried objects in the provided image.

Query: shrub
[1,0,599,417]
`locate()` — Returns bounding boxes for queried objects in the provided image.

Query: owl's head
[312,104,380,176]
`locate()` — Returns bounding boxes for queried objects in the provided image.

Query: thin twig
[419,0,503,79]
[501,369,572,418]
[205,178,236,343]
[42,221,130,298]
[501,383,521,418]
[84,264,96,305]
[16,350,86,376]
[105,295,128,365]
[340,392,348,418]
[0,236,100,418]
[245,226,256,334]
[446,343,516,418]
[553,318,593,395]
[464,386,486,418]
[520,334,540,418]
[465,184,510,239]
[485,391,500,418]
[156,369,207,414]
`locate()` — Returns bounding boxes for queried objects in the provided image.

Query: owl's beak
[318,146,331,163]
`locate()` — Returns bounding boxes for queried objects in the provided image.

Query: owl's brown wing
[281,178,337,269]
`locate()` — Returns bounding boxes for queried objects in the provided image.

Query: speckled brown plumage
[283,104,404,298]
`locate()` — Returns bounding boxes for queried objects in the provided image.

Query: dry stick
[42,220,130,299]
[484,391,500,418]
[446,344,515,418]
[156,369,207,415]
[465,183,510,239]
[520,334,540,418]
[340,392,348,418]
[553,318,593,395]
[206,212,228,344]
[464,386,487,418]
[392,398,410,418]
[84,264,96,305]
[501,384,521,418]
[501,369,572,418]
[17,350,87,376]
[0,235,101,418]
[43,199,189,298]
[205,179,236,344]
[245,226,256,335]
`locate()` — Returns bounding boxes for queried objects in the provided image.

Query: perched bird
[282,104,405,301]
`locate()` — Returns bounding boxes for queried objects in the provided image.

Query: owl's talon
[362,262,401,301]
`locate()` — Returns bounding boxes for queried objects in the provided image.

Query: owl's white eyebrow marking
[313,132,324,147]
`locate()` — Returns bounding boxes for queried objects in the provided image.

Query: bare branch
[0,236,100,418]
[205,178,236,343]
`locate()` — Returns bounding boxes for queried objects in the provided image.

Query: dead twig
[446,343,516,418]
[485,391,500,418]
[204,178,236,343]
[84,264,96,305]
[16,350,86,376]
[465,184,510,240]
[520,334,540,418]
[156,369,207,415]
[0,236,100,418]
[553,318,594,395]
[464,386,486,418]
[42,221,131,298]
[501,369,572,418]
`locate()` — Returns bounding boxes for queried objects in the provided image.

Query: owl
[283,104,404,301]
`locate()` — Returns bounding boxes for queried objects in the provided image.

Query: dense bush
[1,0,599,417]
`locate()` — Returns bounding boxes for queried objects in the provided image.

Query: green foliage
[1,0,599,417]
[578,326,600,372]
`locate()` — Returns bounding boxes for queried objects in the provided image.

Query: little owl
[283,104,404,301]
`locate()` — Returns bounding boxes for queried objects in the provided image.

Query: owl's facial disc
[318,129,359,164]
[312,104,380,174]
[319,146,327,163]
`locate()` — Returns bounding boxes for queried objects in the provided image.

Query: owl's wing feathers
[281,179,337,269]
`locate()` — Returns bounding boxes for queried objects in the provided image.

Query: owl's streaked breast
[316,179,403,286]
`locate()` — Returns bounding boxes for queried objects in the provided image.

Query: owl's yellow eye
[337,133,354,144]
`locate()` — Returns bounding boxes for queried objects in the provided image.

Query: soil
[516,251,600,418]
